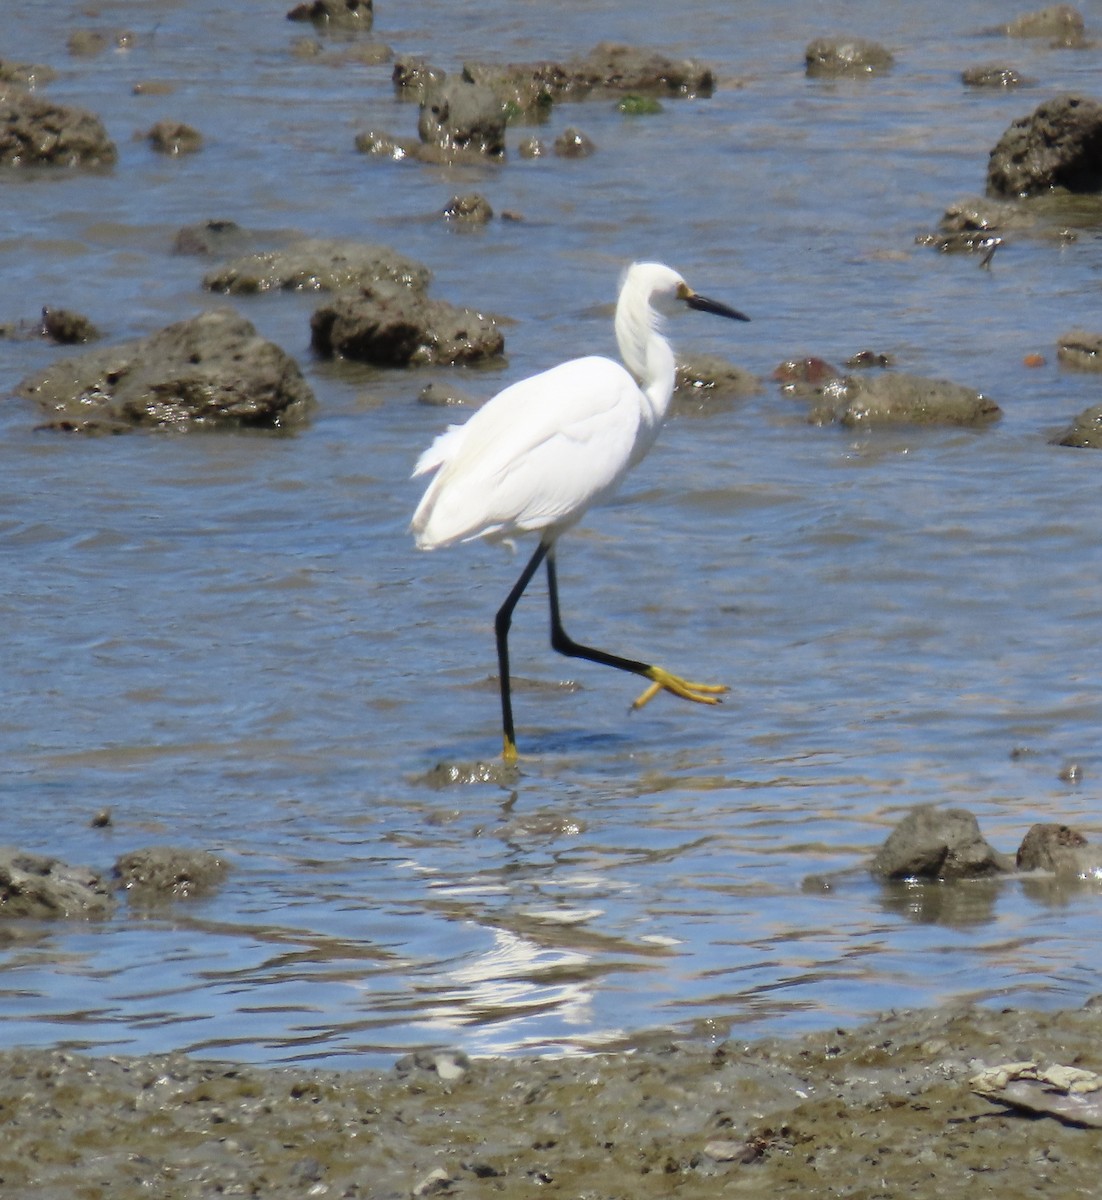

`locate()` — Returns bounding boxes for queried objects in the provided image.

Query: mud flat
[4,1002,1102,1197]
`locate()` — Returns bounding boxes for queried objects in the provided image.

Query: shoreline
[4,1001,1101,1197]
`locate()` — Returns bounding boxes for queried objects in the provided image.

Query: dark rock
[871,806,1015,880]
[1052,403,1102,448]
[203,238,430,295]
[962,64,1027,88]
[392,58,446,101]
[0,59,57,88]
[553,126,595,157]
[286,0,373,31]
[799,368,1000,427]
[40,307,100,344]
[418,78,506,158]
[0,847,115,918]
[146,120,202,155]
[1003,4,1085,40]
[442,193,493,223]
[805,37,894,77]
[672,355,761,416]
[353,128,413,159]
[0,91,116,167]
[17,308,315,433]
[1016,823,1096,873]
[67,30,109,56]
[460,42,715,105]
[172,219,247,257]
[1056,329,1102,371]
[987,94,1102,198]
[115,847,227,899]
[417,381,481,408]
[310,281,503,367]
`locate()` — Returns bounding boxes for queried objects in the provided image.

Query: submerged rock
[40,307,100,344]
[1002,4,1086,42]
[871,806,1015,880]
[805,37,894,77]
[0,91,116,167]
[460,42,716,107]
[987,94,1102,198]
[1016,823,1101,874]
[1056,328,1102,370]
[115,847,227,899]
[789,362,1000,428]
[310,281,503,367]
[418,78,506,158]
[672,355,761,416]
[286,0,373,31]
[0,847,115,918]
[962,63,1028,88]
[146,119,202,155]
[442,192,493,223]
[1052,403,1102,448]
[204,238,430,295]
[17,308,315,433]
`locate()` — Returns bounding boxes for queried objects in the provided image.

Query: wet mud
[4,1003,1102,1198]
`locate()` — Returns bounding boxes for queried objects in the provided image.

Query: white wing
[411,355,646,549]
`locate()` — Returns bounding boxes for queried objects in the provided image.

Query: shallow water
[2,0,1102,1066]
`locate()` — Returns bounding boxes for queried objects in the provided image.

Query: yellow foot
[631,666,729,711]
[502,735,519,763]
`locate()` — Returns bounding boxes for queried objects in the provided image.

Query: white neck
[614,282,676,428]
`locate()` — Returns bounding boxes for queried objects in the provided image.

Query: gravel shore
[4,1002,1102,1198]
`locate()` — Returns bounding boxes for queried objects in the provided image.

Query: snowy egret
[411,261,749,760]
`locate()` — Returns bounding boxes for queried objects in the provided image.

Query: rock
[17,308,315,433]
[67,30,109,56]
[459,42,715,106]
[146,120,202,155]
[917,194,1035,253]
[962,64,1027,88]
[353,128,413,160]
[392,58,446,101]
[310,281,503,367]
[1053,404,1102,447]
[871,806,1015,880]
[805,37,894,77]
[0,91,116,167]
[987,95,1102,198]
[672,355,761,416]
[0,59,57,88]
[0,847,115,918]
[286,0,373,31]
[172,219,247,257]
[40,307,100,344]
[617,93,664,115]
[203,238,430,295]
[1056,329,1102,370]
[517,135,546,158]
[417,381,480,408]
[1003,4,1085,41]
[801,369,1000,427]
[1016,823,1102,875]
[418,78,506,158]
[114,847,227,898]
[442,193,493,223]
[553,126,595,157]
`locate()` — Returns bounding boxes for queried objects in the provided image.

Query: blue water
[1,0,1101,1065]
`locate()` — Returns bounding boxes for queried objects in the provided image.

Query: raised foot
[631,666,729,711]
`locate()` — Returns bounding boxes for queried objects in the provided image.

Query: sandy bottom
[3,1003,1102,1198]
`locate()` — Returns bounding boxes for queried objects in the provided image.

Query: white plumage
[410,261,749,759]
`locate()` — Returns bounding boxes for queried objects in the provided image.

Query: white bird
[411,261,749,760]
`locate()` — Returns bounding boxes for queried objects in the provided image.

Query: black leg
[544,546,730,711]
[545,548,649,676]
[495,540,550,760]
